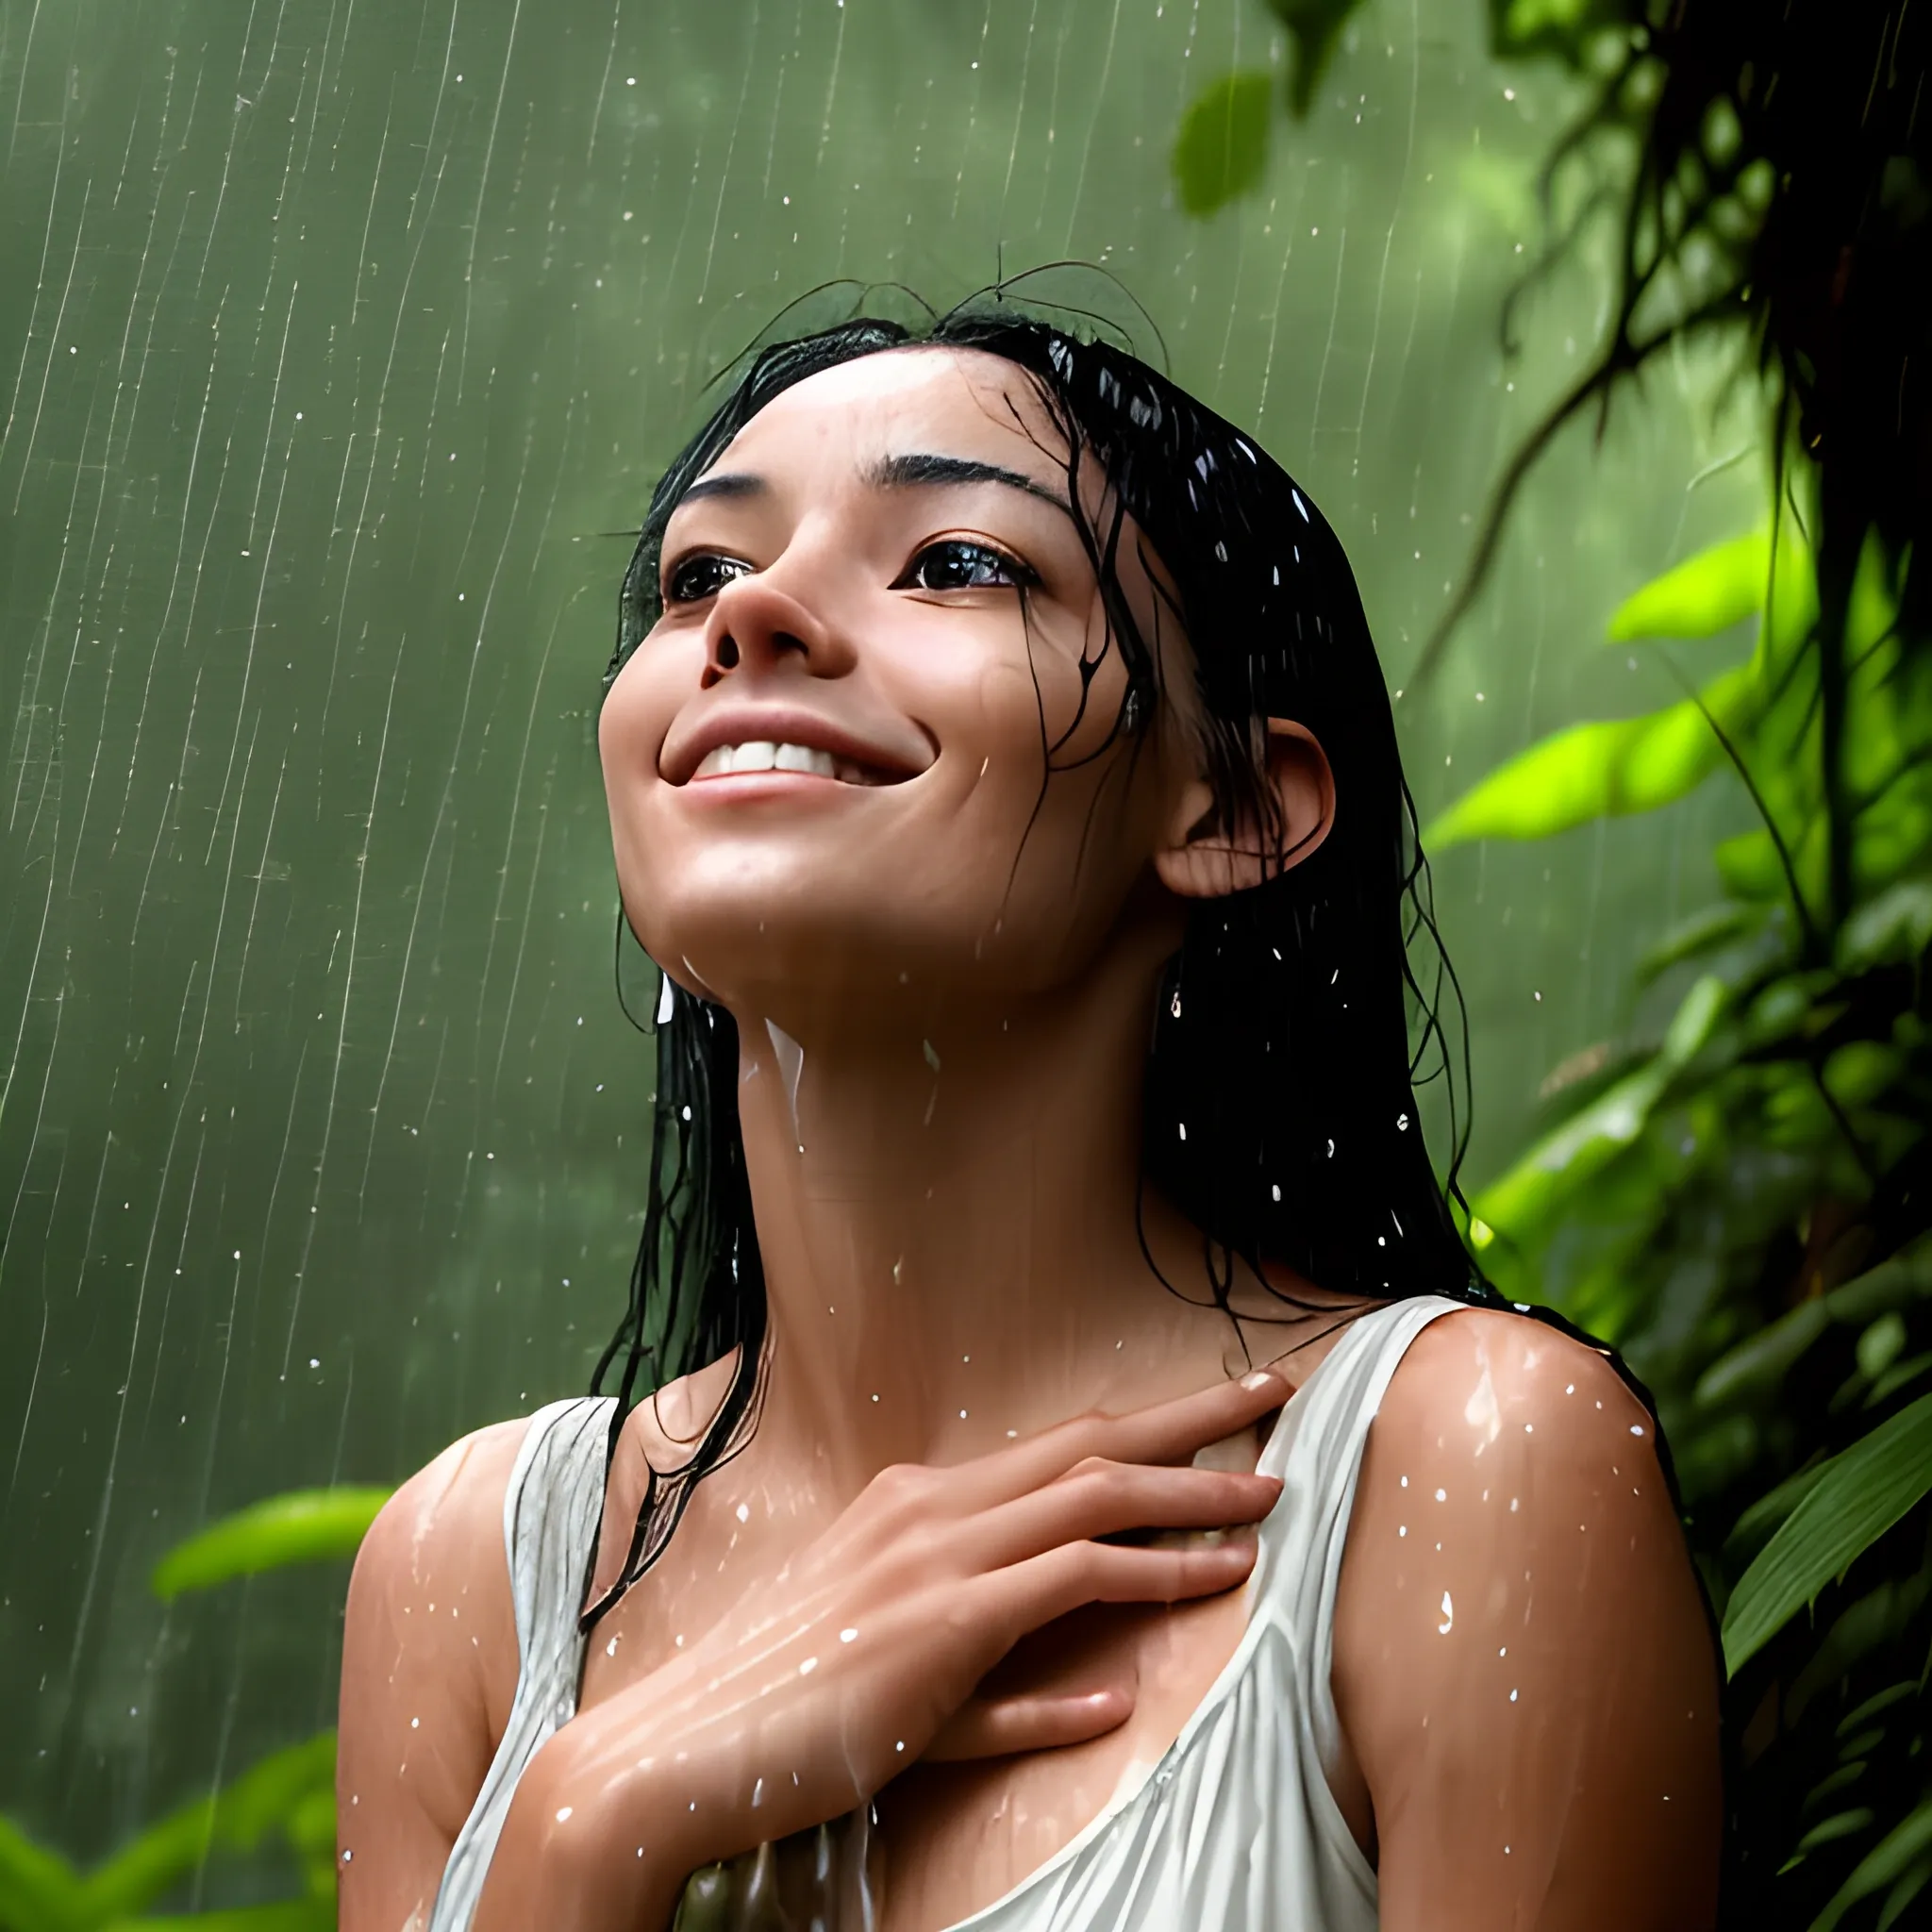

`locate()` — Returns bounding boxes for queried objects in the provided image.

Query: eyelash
[660,538,1039,607]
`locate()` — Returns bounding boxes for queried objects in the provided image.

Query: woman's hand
[473,1365,1289,1932]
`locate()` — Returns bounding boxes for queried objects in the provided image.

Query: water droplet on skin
[799,1657,818,1675]
[841,1628,858,1642]
[895,1740,906,1753]
[341,1850,353,1864]
[1631,1424,1646,1437]
[410,1717,420,1729]
[736,1503,750,1523]
[1434,1489,1446,1502]
[556,1806,574,1823]
[1438,1591,1454,1634]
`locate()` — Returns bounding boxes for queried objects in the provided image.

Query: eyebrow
[675,451,1072,517]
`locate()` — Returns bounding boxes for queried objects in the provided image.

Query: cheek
[597,650,681,869]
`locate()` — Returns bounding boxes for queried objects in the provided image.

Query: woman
[337,308,1722,1932]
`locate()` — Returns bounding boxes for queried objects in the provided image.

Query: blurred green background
[0,0,1840,1920]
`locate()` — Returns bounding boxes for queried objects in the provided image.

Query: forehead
[708,345,1066,479]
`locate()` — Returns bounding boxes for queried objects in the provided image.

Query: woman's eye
[896,540,1037,593]
[663,553,751,604]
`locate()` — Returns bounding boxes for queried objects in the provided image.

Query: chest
[575,1510,1257,1932]
[874,1590,1253,1932]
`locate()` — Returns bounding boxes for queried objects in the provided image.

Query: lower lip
[681,770,875,797]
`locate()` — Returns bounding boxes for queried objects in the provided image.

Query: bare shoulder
[1333,1305,1720,1931]
[337,1417,531,1930]
[1373,1302,1653,1460]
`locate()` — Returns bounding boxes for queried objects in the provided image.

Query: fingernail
[1240,1369,1279,1391]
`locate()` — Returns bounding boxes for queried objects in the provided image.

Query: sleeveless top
[428,1294,1464,1932]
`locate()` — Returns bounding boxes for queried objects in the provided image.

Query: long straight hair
[581,303,1504,1627]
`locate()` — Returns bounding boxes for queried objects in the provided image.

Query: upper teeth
[694,741,839,780]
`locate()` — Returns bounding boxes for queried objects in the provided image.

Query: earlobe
[1153,719,1336,901]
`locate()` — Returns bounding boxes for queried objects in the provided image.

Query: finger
[959,1463,1278,1574]
[922,1684,1136,1763]
[956,1367,1290,1508]
[981,1532,1260,1645]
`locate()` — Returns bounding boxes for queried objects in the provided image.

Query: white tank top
[429,1294,1462,1931]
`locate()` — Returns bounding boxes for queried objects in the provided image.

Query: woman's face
[599,346,1202,1024]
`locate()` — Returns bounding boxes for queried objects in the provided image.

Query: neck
[729,947,1246,1484]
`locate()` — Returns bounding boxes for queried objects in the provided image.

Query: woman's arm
[1332,1309,1721,1932]
[337,1420,528,1932]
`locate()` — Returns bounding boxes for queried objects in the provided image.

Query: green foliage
[1606,526,1812,645]
[0,1735,337,1932]
[1425,667,1751,845]
[1169,71,1274,217]
[1489,0,1633,67]
[150,1489,391,1602]
[1724,1382,1932,1675]
[1429,523,1828,852]
[1,1487,387,1929]
[1445,511,1932,1924]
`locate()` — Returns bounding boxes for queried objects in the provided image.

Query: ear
[1154,718,1337,901]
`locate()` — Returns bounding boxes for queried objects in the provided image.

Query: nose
[701,574,847,690]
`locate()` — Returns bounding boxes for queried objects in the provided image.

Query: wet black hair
[579,299,1506,1626]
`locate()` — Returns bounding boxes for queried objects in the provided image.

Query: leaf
[1425,662,1755,847]
[79,1735,337,1924]
[1811,1796,1932,1930]
[104,1904,335,1932]
[1263,0,1364,117]
[1491,0,1629,66]
[1836,1683,1920,1736]
[1876,1855,1932,1931]
[1607,528,1777,643]
[1726,1458,1830,1554]
[1170,72,1274,217]
[1722,1391,1932,1677]
[152,1488,391,1601]
[1838,879,1932,970]
[0,1813,87,1932]
[1470,975,1724,1260]
[1635,902,1761,982]
[1696,1235,1932,1410]
[1795,1808,1876,1854]
[1716,825,1809,905]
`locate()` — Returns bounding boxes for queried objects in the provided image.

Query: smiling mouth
[691,740,903,786]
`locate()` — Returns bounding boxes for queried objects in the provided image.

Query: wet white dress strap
[427,1393,617,1932]
[948,1291,1462,1932]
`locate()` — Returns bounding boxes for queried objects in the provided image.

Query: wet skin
[336,347,1721,1932]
